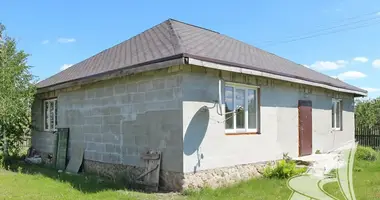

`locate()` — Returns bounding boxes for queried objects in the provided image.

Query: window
[332,99,342,130]
[44,99,57,131]
[225,83,259,133]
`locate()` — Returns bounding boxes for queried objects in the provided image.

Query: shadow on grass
[5,158,133,194]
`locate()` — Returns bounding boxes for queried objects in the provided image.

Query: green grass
[0,162,160,200]
[1,151,380,200]
[324,156,380,200]
[184,178,290,200]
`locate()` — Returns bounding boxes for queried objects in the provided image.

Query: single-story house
[32,19,367,191]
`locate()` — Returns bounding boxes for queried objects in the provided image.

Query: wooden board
[136,151,161,192]
[65,143,84,173]
[55,128,69,170]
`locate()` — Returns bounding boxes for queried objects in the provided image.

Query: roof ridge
[168,18,220,34]
[166,19,184,54]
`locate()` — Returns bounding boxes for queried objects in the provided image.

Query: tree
[0,23,36,157]
[355,97,380,128]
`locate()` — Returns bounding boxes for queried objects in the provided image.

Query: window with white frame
[332,99,342,130]
[224,83,259,133]
[44,99,57,131]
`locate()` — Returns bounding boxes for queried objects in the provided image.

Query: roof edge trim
[36,54,185,93]
[186,56,367,97]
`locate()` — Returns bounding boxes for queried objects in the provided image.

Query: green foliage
[0,23,36,156]
[315,150,322,154]
[263,160,307,179]
[282,153,292,163]
[356,146,377,161]
[355,98,380,128]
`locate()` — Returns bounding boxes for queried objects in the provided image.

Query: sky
[1,0,380,98]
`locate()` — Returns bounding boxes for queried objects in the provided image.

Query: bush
[356,146,377,161]
[263,160,307,179]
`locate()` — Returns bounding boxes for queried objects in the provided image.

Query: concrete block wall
[55,68,184,172]
[31,96,58,154]
[181,65,355,173]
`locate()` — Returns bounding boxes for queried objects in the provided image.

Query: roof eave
[36,55,185,94]
[185,55,367,97]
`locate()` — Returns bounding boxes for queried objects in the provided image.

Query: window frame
[43,98,57,132]
[224,82,260,134]
[332,98,342,131]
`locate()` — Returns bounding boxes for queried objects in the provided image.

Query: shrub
[315,150,322,154]
[355,146,377,161]
[263,160,307,179]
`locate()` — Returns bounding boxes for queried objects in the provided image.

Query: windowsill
[225,132,260,136]
[332,128,342,131]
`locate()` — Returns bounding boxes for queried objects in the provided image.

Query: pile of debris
[24,147,42,164]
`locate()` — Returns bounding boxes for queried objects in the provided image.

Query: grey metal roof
[37,19,366,94]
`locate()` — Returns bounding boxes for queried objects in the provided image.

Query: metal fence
[355,126,380,148]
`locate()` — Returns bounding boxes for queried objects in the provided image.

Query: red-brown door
[298,100,312,156]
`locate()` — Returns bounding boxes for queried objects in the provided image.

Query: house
[32,19,367,191]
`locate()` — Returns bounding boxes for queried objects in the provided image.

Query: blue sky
[2,0,380,98]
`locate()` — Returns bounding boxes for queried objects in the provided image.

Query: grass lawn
[324,157,380,200]
[0,153,379,200]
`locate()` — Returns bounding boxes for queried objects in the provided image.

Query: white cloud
[330,75,338,79]
[336,71,367,80]
[353,57,368,63]
[309,60,347,71]
[302,64,309,68]
[57,38,76,43]
[372,59,380,68]
[377,12,380,16]
[41,40,49,44]
[361,87,380,93]
[60,64,73,71]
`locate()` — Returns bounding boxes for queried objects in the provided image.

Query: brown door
[298,100,312,156]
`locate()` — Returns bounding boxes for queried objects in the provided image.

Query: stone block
[166,75,182,88]
[138,80,153,92]
[82,125,101,134]
[102,115,123,125]
[131,92,145,103]
[145,90,158,102]
[152,78,166,90]
[157,88,174,101]
[121,105,133,115]
[84,133,102,143]
[102,133,120,144]
[84,151,102,161]
[86,142,105,152]
[126,83,138,93]
[121,155,141,166]
[84,116,102,125]
[146,102,167,111]
[95,88,105,98]
[173,88,183,99]
[121,94,133,104]
[114,83,126,95]
[102,97,117,106]
[105,144,121,154]
[102,153,121,164]
[133,103,146,114]
[100,107,121,116]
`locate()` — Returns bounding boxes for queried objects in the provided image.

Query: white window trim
[43,99,57,131]
[225,82,259,134]
[332,98,342,131]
